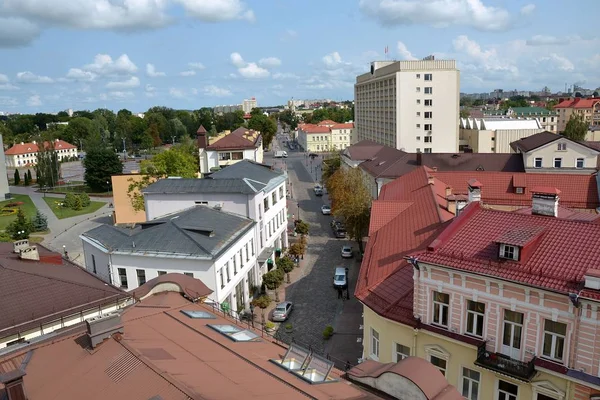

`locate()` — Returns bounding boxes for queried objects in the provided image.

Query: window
[424,148,432,153]
[279,186,284,199]
[416,99,421,104]
[416,87,421,92]
[250,238,255,255]
[425,111,432,119]
[534,157,543,168]
[239,249,244,267]
[416,74,420,78]
[184,272,194,277]
[231,151,243,160]
[424,124,432,131]
[424,136,432,143]
[370,328,380,359]
[416,136,421,141]
[543,320,566,362]
[576,158,584,169]
[430,355,446,376]
[557,142,566,151]
[195,201,208,205]
[272,192,277,205]
[118,268,128,288]
[432,292,449,327]
[158,270,167,275]
[218,152,231,161]
[394,343,410,362]
[498,380,518,400]
[424,87,433,94]
[263,197,269,211]
[225,262,231,282]
[554,157,562,168]
[500,243,519,260]
[233,255,237,275]
[220,268,224,288]
[416,124,421,128]
[466,301,485,337]
[416,112,421,117]
[461,368,480,400]
[136,269,146,286]
[424,73,432,81]
[425,99,433,106]
[91,254,96,274]
[515,187,524,194]
[416,148,421,153]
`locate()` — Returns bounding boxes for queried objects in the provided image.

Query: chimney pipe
[467,179,483,203]
[0,369,28,400]
[445,187,452,198]
[427,176,435,185]
[416,152,422,165]
[531,187,560,217]
[86,312,124,348]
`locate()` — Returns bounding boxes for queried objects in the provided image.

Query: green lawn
[43,197,106,219]
[45,185,113,197]
[0,194,38,231]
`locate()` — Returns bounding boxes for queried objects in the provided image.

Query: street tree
[563,112,588,141]
[7,208,33,240]
[326,167,371,253]
[321,154,341,183]
[83,148,124,192]
[248,111,277,149]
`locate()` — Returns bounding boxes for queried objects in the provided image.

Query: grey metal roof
[83,206,255,259]
[143,160,285,195]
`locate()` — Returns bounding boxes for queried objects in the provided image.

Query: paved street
[265,133,363,369]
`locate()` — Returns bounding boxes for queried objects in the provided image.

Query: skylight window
[207,324,260,342]
[181,310,216,319]
[271,343,337,384]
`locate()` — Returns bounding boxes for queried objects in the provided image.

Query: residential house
[197,125,263,175]
[555,97,600,133]
[4,138,77,167]
[511,131,600,173]
[330,122,354,151]
[0,240,130,349]
[354,58,460,153]
[460,118,544,153]
[297,121,354,152]
[357,167,600,400]
[81,205,258,312]
[484,107,558,132]
[0,274,382,400]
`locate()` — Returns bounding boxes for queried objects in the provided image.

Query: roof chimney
[427,175,435,185]
[467,179,483,203]
[445,187,452,198]
[13,239,30,253]
[86,312,124,348]
[416,152,422,165]
[19,246,39,261]
[531,187,560,217]
[0,369,27,400]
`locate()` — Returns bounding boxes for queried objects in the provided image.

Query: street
[264,130,363,369]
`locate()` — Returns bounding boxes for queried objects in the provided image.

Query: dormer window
[514,187,524,194]
[499,244,519,261]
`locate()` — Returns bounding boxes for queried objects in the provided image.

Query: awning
[257,247,275,264]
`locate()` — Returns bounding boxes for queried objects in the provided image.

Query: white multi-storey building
[243,97,258,113]
[4,139,78,167]
[354,57,460,153]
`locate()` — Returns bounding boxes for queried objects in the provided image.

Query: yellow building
[297,121,354,152]
[111,173,155,225]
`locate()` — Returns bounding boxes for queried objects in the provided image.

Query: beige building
[297,121,354,152]
[354,57,460,153]
[555,97,600,133]
[485,107,558,132]
[242,97,257,113]
[460,117,544,153]
[111,173,155,225]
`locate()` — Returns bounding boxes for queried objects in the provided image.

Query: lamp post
[106,180,110,193]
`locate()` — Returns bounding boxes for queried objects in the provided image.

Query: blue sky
[0,0,598,113]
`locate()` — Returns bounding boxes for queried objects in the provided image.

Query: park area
[43,194,105,219]
[0,194,37,231]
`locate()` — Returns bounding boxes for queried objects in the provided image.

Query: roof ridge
[169,221,212,255]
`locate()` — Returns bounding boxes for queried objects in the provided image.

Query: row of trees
[302,107,354,125]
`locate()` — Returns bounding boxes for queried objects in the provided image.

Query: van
[333,267,347,289]
[274,151,288,158]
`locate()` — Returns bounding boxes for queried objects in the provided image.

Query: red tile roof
[417,202,600,298]
[299,124,331,134]
[5,140,76,155]
[514,205,600,222]
[356,167,452,325]
[431,171,599,209]
[317,119,337,126]
[554,98,600,109]
[206,127,261,150]
[331,123,354,129]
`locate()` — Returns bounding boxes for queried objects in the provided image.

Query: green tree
[72,195,83,210]
[31,210,48,231]
[23,171,30,186]
[26,169,32,183]
[326,168,371,253]
[262,268,284,290]
[563,112,588,141]
[79,193,91,207]
[248,112,277,149]
[169,118,188,141]
[140,147,197,178]
[277,257,295,274]
[460,109,471,118]
[7,208,33,240]
[36,140,60,188]
[145,112,169,143]
[321,155,341,182]
[64,192,77,209]
[13,169,20,185]
[215,110,245,132]
[83,149,124,192]
[63,117,95,149]
[196,107,215,132]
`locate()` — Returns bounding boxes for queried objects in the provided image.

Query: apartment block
[555,98,600,133]
[354,57,460,153]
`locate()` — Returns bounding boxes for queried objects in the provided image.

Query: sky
[0,0,598,114]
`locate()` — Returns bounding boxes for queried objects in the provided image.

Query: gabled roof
[5,139,76,155]
[82,206,255,258]
[418,153,524,173]
[343,140,386,161]
[417,203,600,299]
[299,124,331,134]
[331,123,354,129]
[207,127,261,150]
[555,98,600,109]
[510,131,560,152]
[0,243,128,340]
[209,159,284,184]
[358,146,412,178]
[196,124,207,134]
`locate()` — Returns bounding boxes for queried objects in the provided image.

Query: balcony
[474,342,536,382]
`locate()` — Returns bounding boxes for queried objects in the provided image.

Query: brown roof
[0,243,128,340]
[5,139,76,155]
[0,292,378,400]
[348,358,463,400]
[418,153,524,172]
[131,273,213,301]
[207,127,261,150]
[196,125,207,134]
[510,131,562,152]
[343,140,386,161]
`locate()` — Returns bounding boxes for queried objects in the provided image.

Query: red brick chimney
[0,369,28,400]
[196,125,208,149]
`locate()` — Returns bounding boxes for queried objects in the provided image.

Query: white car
[341,246,353,258]
[321,205,331,215]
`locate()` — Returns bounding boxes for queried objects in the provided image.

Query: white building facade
[243,97,258,113]
[4,139,78,167]
[354,58,460,153]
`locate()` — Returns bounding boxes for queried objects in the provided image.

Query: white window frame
[576,158,584,169]
[432,292,450,327]
[542,319,567,362]
[553,157,562,168]
[370,327,380,360]
[534,157,543,168]
[497,379,518,400]
[557,142,567,151]
[424,73,432,81]
[500,243,519,260]
[460,367,481,400]
[466,300,485,338]
[393,342,410,362]
[424,136,432,143]
[425,87,433,94]
[429,355,447,376]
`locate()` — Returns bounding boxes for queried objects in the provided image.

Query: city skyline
[0,0,598,113]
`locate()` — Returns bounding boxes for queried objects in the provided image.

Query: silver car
[321,205,331,215]
[341,246,353,258]
[272,301,293,322]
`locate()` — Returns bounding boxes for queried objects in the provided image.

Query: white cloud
[397,41,417,60]
[0,17,40,47]
[174,0,255,22]
[179,70,196,77]
[0,96,18,106]
[452,35,518,78]
[83,54,138,76]
[99,91,135,101]
[359,0,512,31]
[0,74,8,83]
[66,68,96,81]
[0,83,20,91]
[259,57,282,68]
[520,4,535,15]
[525,34,584,46]
[16,71,54,83]
[27,94,42,107]
[145,84,156,97]
[169,87,186,98]
[146,63,165,77]
[537,53,574,72]
[273,72,299,80]
[322,52,343,68]
[230,52,246,68]
[106,76,141,89]
[203,85,232,97]
[230,52,270,78]
[188,62,206,70]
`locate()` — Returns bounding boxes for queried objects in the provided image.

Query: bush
[288,243,303,258]
[64,192,77,209]
[265,321,276,330]
[79,193,91,207]
[323,325,334,340]
[262,268,285,290]
[72,195,83,210]
[0,231,12,242]
[285,323,293,330]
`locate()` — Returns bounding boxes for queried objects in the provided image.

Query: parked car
[272,301,293,322]
[321,205,331,215]
[314,188,323,196]
[341,246,353,258]
[333,267,348,289]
